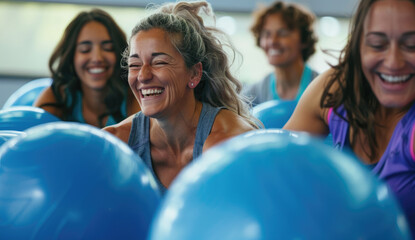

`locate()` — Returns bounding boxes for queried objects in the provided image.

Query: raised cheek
[108,54,117,67]
[128,72,137,88]
[259,38,267,50]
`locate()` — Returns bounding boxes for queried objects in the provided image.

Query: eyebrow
[101,40,113,44]
[365,31,415,38]
[365,32,386,38]
[129,52,170,58]
[77,41,92,46]
[77,40,113,45]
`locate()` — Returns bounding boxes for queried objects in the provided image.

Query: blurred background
[0,0,358,106]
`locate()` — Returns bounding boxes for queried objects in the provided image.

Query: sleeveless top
[242,64,318,106]
[67,91,126,126]
[328,104,415,234]
[128,102,222,195]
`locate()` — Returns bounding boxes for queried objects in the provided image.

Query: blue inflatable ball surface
[2,78,52,109]
[0,122,161,240]
[149,129,411,240]
[0,106,60,131]
[0,130,25,146]
[252,100,297,129]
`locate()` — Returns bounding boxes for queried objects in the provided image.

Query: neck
[273,60,305,100]
[151,100,202,152]
[274,60,305,88]
[375,103,413,126]
[81,87,108,115]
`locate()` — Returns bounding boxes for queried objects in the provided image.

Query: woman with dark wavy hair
[243,1,318,105]
[284,0,415,234]
[35,8,140,127]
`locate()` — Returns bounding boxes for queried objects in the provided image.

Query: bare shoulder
[203,109,255,151]
[103,114,135,143]
[283,68,337,136]
[33,86,63,119]
[34,86,55,105]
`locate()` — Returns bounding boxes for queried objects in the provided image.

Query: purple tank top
[327,104,415,235]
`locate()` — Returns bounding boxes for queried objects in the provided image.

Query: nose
[384,43,405,70]
[137,64,152,82]
[269,33,279,45]
[91,46,104,62]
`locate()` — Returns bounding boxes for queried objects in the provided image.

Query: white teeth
[141,88,164,96]
[380,74,411,83]
[269,49,282,56]
[89,68,105,74]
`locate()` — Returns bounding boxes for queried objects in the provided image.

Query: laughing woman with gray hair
[105,1,259,194]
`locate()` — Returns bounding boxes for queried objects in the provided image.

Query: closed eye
[102,41,114,52]
[77,42,92,53]
[128,63,142,69]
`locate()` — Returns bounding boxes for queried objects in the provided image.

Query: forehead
[77,21,110,41]
[263,13,286,28]
[130,28,180,56]
[364,0,415,33]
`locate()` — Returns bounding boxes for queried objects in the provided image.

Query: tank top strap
[193,102,222,158]
[128,112,149,154]
[68,91,84,123]
[296,64,313,101]
[328,105,350,151]
[128,112,167,193]
[269,73,280,100]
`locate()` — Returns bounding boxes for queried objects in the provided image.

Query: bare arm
[103,115,134,143]
[33,86,63,119]
[203,109,256,151]
[283,69,334,136]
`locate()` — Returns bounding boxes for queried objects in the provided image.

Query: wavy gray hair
[123,1,260,128]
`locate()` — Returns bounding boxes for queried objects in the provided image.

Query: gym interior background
[0,0,358,106]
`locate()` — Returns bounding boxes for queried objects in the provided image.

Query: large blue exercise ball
[0,122,161,240]
[3,78,52,109]
[149,129,411,240]
[0,106,60,131]
[252,100,297,129]
[2,78,52,109]
[0,130,25,146]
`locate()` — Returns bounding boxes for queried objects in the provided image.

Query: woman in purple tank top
[284,0,415,236]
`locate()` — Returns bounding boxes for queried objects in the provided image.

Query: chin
[378,98,414,109]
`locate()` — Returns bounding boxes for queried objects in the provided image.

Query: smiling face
[128,28,199,118]
[360,0,415,108]
[259,13,304,68]
[74,21,116,91]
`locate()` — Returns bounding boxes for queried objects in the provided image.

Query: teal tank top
[67,91,126,126]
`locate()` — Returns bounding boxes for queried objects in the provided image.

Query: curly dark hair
[250,1,317,62]
[42,8,128,127]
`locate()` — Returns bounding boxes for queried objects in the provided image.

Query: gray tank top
[128,102,221,195]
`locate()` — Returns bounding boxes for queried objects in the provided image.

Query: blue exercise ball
[0,106,60,131]
[149,129,411,240]
[2,78,52,109]
[252,100,298,129]
[0,122,161,240]
[0,130,25,146]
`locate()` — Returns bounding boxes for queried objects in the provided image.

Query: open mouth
[141,88,165,97]
[378,73,413,83]
[88,67,106,74]
[268,49,282,56]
